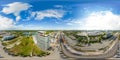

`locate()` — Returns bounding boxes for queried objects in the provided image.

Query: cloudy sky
[0,0,120,30]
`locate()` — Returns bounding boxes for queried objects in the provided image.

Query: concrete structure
[77,31,104,36]
[0,32,11,37]
[103,33,113,39]
[38,31,46,36]
[35,32,51,50]
[2,35,15,41]
[59,32,119,59]
[87,31,104,36]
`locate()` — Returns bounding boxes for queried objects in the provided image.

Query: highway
[59,32,119,59]
[113,40,120,58]
[0,40,12,58]
[0,32,63,60]
[0,31,119,60]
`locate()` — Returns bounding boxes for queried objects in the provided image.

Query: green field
[3,35,48,57]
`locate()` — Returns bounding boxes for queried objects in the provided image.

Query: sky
[1,0,120,30]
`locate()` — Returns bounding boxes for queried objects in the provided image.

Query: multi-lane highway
[0,31,120,60]
[58,32,119,59]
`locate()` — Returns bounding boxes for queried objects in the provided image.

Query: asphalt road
[0,41,12,58]
[59,32,119,59]
[0,32,119,60]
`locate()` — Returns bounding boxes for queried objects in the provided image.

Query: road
[59,32,119,59]
[0,41,12,58]
[113,41,120,58]
[0,32,63,60]
[0,31,119,60]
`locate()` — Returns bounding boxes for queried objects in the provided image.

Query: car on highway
[0,55,3,58]
[116,56,120,58]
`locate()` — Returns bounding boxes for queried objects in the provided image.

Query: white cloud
[0,15,15,30]
[13,25,44,30]
[54,5,63,8]
[2,2,32,21]
[67,11,120,30]
[32,9,65,20]
[16,16,21,21]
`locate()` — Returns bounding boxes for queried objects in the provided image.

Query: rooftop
[77,31,104,36]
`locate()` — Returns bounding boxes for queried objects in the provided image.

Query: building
[38,31,46,36]
[2,35,15,41]
[77,31,104,36]
[77,32,87,36]
[103,32,113,39]
[0,31,11,37]
[35,32,51,50]
[87,31,104,36]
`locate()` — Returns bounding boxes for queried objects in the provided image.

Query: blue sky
[1,0,120,30]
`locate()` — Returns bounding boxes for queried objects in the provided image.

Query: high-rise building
[35,31,51,50]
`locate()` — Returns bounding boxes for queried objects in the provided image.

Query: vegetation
[7,36,48,57]
[0,36,2,38]
[64,31,108,45]
[0,36,2,40]
[45,30,54,35]
[63,31,78,36]
[2,37,20,46]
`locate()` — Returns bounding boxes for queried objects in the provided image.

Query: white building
[77,31,104,36]
[35,32,51,50]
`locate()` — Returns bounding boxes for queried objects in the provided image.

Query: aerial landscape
[0,30,120,60]
[1,0,120,60]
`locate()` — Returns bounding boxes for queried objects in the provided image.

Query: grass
[0,36,3,41]
[0,36,2,38]
[2,36,21,46]
[45,30,54,35]
[6,36,47,57]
